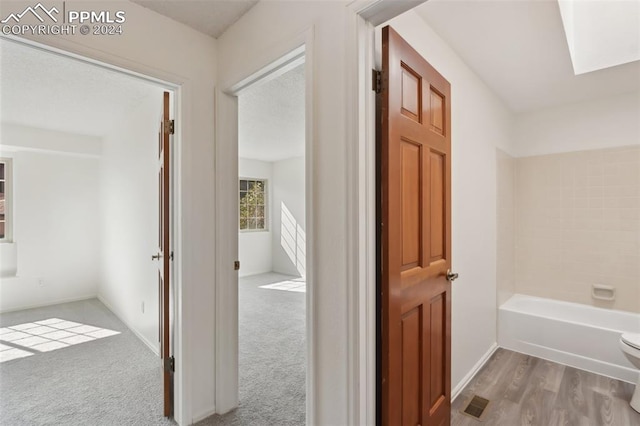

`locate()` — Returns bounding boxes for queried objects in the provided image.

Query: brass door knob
[446,269,459,282]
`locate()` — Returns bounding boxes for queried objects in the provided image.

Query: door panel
[401,306,422,425]
[429,293,445,409]
[429,151,445,262]
[401,140,422,269]
[380,26,452,426]
[401,65,421,122]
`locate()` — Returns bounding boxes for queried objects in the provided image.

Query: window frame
[238,177,268,233]
[0,158,13,243]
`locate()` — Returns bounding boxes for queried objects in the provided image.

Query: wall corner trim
[451,342,499,401]
[97,295,160,357]
[191,405,217,425]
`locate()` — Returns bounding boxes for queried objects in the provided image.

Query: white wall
[0,1,219,422]
[238,156,305,279]
[238,158,273,278]
[514,91,640,157]
[384,10,515,393]
[0,123,102,157]
[272,156,305,277]
[218,4,354,422]
[99,94,161,352]
[0,125,101,312]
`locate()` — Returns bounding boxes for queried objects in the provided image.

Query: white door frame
[0,34,188,425]
[344,1,426,425]
[213,28,315,419]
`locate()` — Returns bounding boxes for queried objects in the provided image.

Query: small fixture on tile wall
[592,284,616,302]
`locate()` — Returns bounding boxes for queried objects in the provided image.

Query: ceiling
[239,64,305,162]
[0,39,162,138]
[132,0,258,38]
[414,0,640,113]
[3,2,634,145]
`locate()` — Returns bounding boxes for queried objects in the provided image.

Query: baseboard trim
[191,406,217,424]
[500,342,638,385]
[451,342,498,401]
[97,295,159,356]
[0,294,97,314]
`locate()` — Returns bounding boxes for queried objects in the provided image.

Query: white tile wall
[497,149,516,306]
[514,146,640,313]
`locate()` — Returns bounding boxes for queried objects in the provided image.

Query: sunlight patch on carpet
[259,280,306,293]
[0,318,120,363]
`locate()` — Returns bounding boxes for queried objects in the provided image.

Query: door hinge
[170,251,174,261]
[164,356,175,373]
[234,260,240,271]
[372,69,382,94]
[164,119,175,135]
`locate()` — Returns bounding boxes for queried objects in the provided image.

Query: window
[0,158,12,242]
[239,178,267,231]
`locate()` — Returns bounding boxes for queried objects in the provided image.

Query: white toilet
[620,333,640,412]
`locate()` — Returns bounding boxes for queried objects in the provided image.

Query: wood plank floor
[451,348,640,426]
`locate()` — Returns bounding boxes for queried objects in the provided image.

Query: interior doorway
[237,58,306,424]
[208,53,307,424]
[0,37,178,424]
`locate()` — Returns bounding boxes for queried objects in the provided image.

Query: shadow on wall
[280,202,305,278]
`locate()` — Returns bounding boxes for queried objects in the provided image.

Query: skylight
[558,0,640,75]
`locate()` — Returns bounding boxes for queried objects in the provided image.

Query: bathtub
[499,294,640,384]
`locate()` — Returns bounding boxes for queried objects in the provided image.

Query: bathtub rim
[500,293,640,334]
[499,293,640,385]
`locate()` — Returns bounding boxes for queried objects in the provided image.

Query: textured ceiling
[132,0,258,38]
[239,64,305,162]
[0,39,162,138]
[414,0,640,112]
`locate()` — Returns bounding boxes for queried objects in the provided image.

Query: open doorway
[0,38,176,424]
[212,60,306,424]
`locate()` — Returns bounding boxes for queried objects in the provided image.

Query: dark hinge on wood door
[372,69,382,93]
[164,119,175,135]
[164,356,175,373]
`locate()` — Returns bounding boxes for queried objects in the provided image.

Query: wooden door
[380,26,453,426]
[156,91,173,418]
